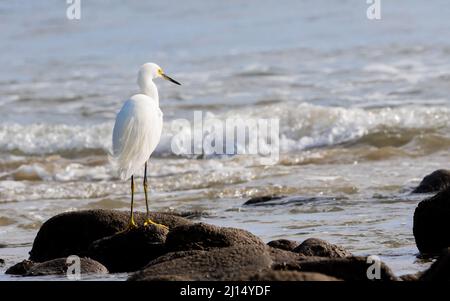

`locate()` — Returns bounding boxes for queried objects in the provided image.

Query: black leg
[144,162,150,218]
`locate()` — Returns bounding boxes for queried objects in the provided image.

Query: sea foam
[0,103,448,157]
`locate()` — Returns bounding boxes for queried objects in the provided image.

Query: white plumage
[112,94,163,180]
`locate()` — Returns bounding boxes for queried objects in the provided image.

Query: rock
[132,274,194,281]
[25,257,108,276]
[129,245,272,281]
[413,169,450,193]
[267,239,300,251]
[419,248,450,281]
[293,238,352,258]
[275,256,398,281]
[267,247,305,268]
[164,223,265,252]
[174,210,210,219]
[0,258,4,266]
[144,250,207,267]
[88,225,168,272]
[243,195,285,206]
[400,273,421,281]
[29,209,191,262]
[5,260,34,275]
[5,257,108,277]
[243,195,344,207]
[413,187,450,254]
[136,269,340,281]
[241,270,341,281]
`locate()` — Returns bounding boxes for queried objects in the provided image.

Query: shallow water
[1,1,449,279]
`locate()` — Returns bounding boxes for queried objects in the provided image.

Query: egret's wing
[112,99,135,157]
[112,96,163,180]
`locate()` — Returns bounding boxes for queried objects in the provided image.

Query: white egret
[112,62,181,231]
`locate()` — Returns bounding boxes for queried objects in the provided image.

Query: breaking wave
[0,103,449,157]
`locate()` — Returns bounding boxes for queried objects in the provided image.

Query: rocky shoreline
[4,169,450,281]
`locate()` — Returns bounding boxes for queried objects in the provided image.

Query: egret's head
[138,62,181,85]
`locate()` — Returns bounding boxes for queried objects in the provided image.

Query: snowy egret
[112,62,181,231]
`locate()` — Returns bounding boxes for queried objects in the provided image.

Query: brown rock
[242,270,341,281]
[164,223,265,252]
[26,257,108,276]
[243,195,285,206]
[413,169,450,193]
[400,273,421,281]
[88,224,168,272]
[419,248,450,281]
[243,195,341,207]
[144,250,208,268]
[5,260,34,275]
[128,245,272,281]
[29,209,191,262]
[293,238,352,258]
[274,256,398,281]
[413,188,450,254]
[267,246,305,268]
[267,239,300,251]
[134,274,195,281]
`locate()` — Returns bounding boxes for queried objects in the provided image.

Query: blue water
[0,0,449,279]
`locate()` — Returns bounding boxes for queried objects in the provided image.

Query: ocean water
[1,0,450,280]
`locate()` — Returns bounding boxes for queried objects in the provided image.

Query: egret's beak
[161,73,181,85]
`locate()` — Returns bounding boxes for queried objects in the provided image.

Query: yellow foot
[144,219,169,231]
[117,219,138,234]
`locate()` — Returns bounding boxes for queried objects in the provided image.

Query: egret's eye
[158,68,163,75]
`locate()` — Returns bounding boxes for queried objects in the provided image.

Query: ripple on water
[0,216,16,226]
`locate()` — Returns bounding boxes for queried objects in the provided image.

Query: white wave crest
[0,103,449,156]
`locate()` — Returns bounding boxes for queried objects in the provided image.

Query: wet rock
[144,250,208,268]
[400,273,421,281]
[88,225,168,272]
[241,270,341,281]
[293,238,352,258]
[413,187,450,254]
[419,248,450,281]
[243,195,344,207]
[5,260,34,275]
[174,210,210,219]
[275,256,398,281]
[413,169,450,193]
[267,247,305,268]
[29,209,191,262]
[25,257,108,276]
[165,223,265,252]
[129,245,272,281]
[267,239,300,251]
[243,195,285,206]
[133,274,194,281]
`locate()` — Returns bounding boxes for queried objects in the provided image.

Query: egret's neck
[138,78,159,106]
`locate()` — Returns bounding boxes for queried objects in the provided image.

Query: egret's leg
[144,162,150,217]
[129,175,137,227]
[118,175,138,233]
[143,162,169,230]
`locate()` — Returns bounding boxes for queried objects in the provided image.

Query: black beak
[162,73,181,85]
